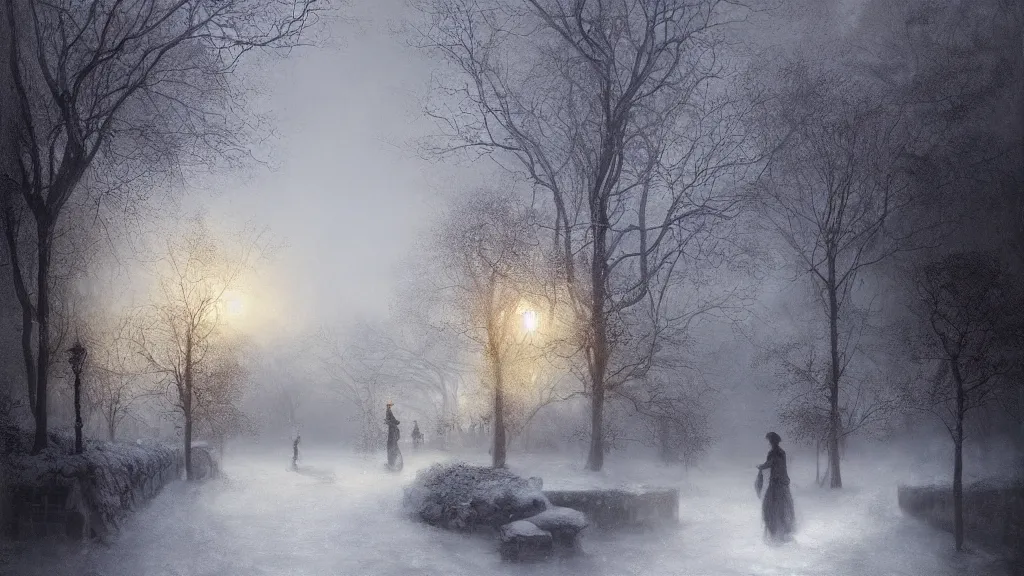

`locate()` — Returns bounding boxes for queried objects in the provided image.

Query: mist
[1,0,1021,575]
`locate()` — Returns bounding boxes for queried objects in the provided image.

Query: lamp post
[68,340,88,454]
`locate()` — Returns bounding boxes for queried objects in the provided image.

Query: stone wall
[1,427,183,541]
[544,488,679,530]
[898,482,1024,567]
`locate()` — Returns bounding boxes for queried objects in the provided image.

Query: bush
[403,462,548,531]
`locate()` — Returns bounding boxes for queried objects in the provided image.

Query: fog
[1,443,1016,576]
[0,0,1021,574]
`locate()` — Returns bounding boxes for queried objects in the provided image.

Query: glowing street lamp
[222,292,244,318]
[68,340,88,454]
[522,309,538,334]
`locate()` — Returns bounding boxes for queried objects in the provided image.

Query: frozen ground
[1,444,1010,576]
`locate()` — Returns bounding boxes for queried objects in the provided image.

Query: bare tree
[907,251,1023,551]
[755,292,905,484]
[504,366,574,451]
[371,303,472,443]
[752,58,927,488]
[84,313,151,441]
[622,350,715,465]
[429,188,553,468]
[133,216,263,479]
[315,322,399,454]
[413,0,760,470]
[0,0,321,452]
[268,373,306,438]
[192,342,251,458]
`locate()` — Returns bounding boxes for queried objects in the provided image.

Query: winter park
[0,0,1022,575]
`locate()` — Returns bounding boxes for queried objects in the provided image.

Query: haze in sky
[152,0,486,343]
[0,0,1020,574]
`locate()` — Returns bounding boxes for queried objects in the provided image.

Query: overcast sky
[156,0,879,349]
[175,0,492,344]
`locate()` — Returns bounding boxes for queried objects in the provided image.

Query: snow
[1,426,180,535]
[0,445,1011,576]
[527,506,588,532]
[501,520,548,538]
[404,462,548,531]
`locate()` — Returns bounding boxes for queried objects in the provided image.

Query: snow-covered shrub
[403,462,549,531]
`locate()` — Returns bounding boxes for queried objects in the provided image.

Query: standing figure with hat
[385,401,402,470]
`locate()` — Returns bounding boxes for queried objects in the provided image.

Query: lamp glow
[522,309,539,333]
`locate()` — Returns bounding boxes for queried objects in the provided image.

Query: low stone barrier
[898,481,1024,568]
[1,427,183,541]
[543,487,679,529]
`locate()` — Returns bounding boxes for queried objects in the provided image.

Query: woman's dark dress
[758,446,796,540]
[385,406,401,468]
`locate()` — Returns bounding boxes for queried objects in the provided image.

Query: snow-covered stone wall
[898,482,1024,568]
[1,427,183,540]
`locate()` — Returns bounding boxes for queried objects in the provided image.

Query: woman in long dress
[757,431,796,541]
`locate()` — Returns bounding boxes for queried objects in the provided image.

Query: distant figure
[412,421,423,449]
[292,435,301,470]
[385,402,402,471]
[756,431,796,541]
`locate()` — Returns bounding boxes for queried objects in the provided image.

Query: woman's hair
[766,431,782,445]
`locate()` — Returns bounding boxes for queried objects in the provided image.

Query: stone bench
[543,487,679,530]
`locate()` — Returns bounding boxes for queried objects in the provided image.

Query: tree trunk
[659,417,672,463]
[583,175,612,472]
[108,412,116,442]
[1,185,38,419]
[183,345,194,480]
[491,347,507,468]
[73,373,82,454]
[953,434,964,551]
[586,378,606,470]
[20,305,35,415]
[827,256,843,489]
[31,221,51,454]
[586,266,609,471]
[952,360,966,551]
[183,409,193,480]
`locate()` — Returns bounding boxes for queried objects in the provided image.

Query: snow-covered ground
[1,445,1009,576]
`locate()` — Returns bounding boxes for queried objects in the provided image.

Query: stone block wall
[7,453,182,540]
[9,484,91,539]
[1,427,184,541]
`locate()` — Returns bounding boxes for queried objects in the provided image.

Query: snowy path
[1,447,1008,576]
